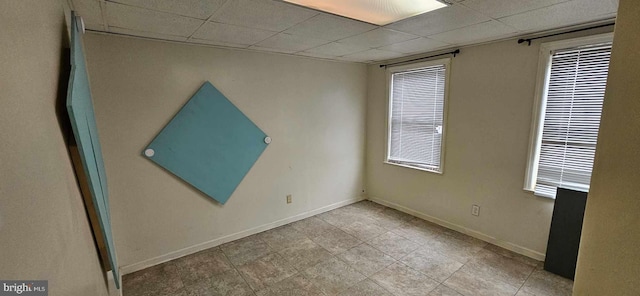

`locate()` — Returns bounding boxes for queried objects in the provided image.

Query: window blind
[388,64,446,172]
[535,43,612,198]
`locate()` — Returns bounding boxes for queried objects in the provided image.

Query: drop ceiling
[70,0,618,63]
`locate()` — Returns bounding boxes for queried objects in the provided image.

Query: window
[386,59,449,173]
[525,34,613,198]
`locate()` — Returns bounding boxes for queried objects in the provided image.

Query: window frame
[384,58,451,174]
[524,33,614,197]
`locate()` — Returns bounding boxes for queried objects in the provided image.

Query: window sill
[523,187,554,199]
[523,186,588,200]
[384,161,443,175]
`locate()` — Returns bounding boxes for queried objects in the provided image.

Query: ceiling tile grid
[460,0,569,19]
[105,1,203,37]
[302,42,371,57]
[429,20,518,44]
[71,0,618,63]
[254,32,330,52]
[337,28,421,49]
[385,4,492,36]
[378,37,450,54]
[108,0,226,19]
[209,0,319,32]
[283,13,377,41]
[497,0,618,31]
[191,21,278,46]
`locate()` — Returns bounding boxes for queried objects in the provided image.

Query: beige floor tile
[236,253,298,291]
[124,202,571,296]
[428,284,463,296]
[424,232,486,264]
[209,269,254,296]
[337,243,396,276]
[310,227,362,254]
[483,244,541,267]
[278,238,333,271]
[290,216,337,237]
[392,218,445,245]
[221,235,273,266]
[348,200,386,214]
[444,267,519,296]
[316,209,360,228]
[174,248,235,286]
[464,249,535,287]
[256,225,309,251]
[400,247,464,282]
[342,220,388,241]
[341,279,393,296]
[303,257,367,295]
[338,204,379,218]
[520,269,573,296]
[184,282,213,296]
[123,262,184,296]
[381,208,415,222]
[368,231,420,260]
[370,262,439,296]
[370,208,414,230]
[255,274,324,296]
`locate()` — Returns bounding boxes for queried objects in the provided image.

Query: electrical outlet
[286,194,292,204]
[471,205,480,216]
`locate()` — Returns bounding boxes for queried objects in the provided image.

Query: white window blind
[388,64,446,172]
[535,43,612,197]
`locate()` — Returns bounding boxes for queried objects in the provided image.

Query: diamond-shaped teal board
[144,82,269,204]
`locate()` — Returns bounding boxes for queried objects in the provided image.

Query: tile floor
[123,201,573,296]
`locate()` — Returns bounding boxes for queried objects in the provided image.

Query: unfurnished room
[1,0,639,295]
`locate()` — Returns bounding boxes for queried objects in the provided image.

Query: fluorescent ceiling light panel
[284,0,448,26]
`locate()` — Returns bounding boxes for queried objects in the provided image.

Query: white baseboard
[367,196,546,261]
[106,270,122,296]
[119,196,365,275]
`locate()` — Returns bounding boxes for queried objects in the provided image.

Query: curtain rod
[518,22,615,46]
[379,49,460,68]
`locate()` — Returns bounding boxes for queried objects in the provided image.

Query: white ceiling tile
[192,22,277,46]
[75,0,618,62]
[189,38,250,49]
[336,56,368,63]
[105,2,203,37]
[460,0,568,18]
[283,13,377,41]
[304,42,369,56]
[211,0,318,32]
[338,28,419,49]
[255,33,329,52]
[386,4,491,36]
[342,49,404,62]
[72,0,104,25]
[378,37,449,54]
[108,26,189,42]
[499,0,618,32]
[108,0,226,19]
[248,45,298,54]
[295,51,337,59]
[430,20,517,44]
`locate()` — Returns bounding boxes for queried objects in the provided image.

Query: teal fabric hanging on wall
[66,12,120,288]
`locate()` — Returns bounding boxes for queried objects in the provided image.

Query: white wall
[82,34,367,269]
[574,0,640,293]
[0,1,109,295]
[365,28,612,258]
